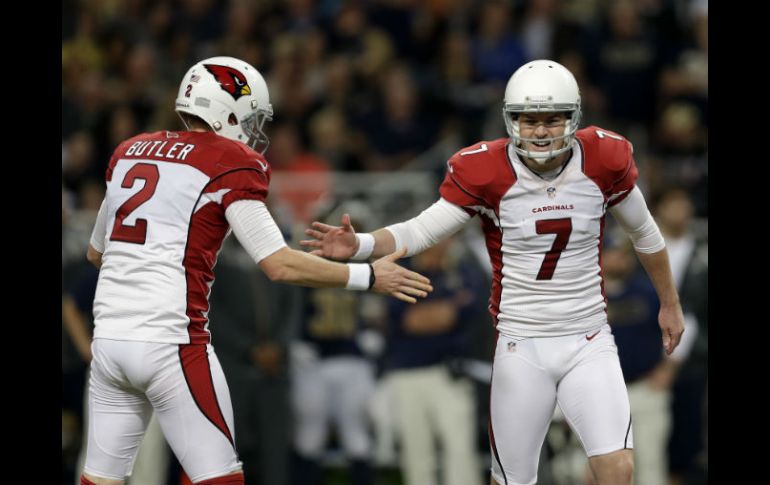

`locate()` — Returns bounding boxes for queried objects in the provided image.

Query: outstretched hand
[659,302,685,355]
[371,247,433,303]
[300,213,358,261]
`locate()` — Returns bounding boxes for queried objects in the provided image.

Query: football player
[80,56,432,485]
[301,59,685,485]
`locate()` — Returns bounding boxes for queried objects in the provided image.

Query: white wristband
[346,263,371,291]
[352,233,375,260]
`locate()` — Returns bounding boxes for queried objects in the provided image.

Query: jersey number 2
[110,163,160,245]
[535,218,572,280]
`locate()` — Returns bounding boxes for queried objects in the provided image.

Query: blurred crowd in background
[62,0,707,484]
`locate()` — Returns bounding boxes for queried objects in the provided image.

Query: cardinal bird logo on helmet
[203,64,252,101]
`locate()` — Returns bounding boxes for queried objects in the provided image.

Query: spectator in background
[430,30,494,145]
[647,102,708,217]
[266,33,320,126]
[268,121,332,225]
[122,44,165,124]
[63,131,100,195]
[317,53,374,167]
[357,63,439,171]
[176,0,225,45]
[299,28,331,105]
[207,236,301,485]
[470,0,528,85]
[382,238,484,485]
[367,0,416,59]
[62,178,105,267]
[290,209,381,485]
[319,54,359,118]
[603,235,695,485]
[62,9,103,138]
[62,264,100,483]
[309,107,362,172]
[328,3,394,86]
[659,0,708,117]
[653,189,708,485]
[90,106,141,173]
[284,0,320,33]
[581,0,662,131]
[521,0,560,61]
[208,0,264,69]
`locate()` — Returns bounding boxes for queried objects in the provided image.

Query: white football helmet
[502,60,582,164]
[175,56,274,153]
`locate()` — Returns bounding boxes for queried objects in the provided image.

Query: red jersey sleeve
[210,147,272,211]
[438,140,512,215]
[577,126,638,207]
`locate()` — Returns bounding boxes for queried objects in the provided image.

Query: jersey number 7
[535,218,572,280]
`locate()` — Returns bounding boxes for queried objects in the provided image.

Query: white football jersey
[92,130,272,344]
[440,127,637,337]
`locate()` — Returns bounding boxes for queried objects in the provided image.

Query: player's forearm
[88,199,108,258]
[370,228,397,258]
[87,245,103,269]
[260,247,351,288]
[375,198,470,258]
[636,248,680,307]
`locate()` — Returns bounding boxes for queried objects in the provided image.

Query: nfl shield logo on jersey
[547,187,557,199]
[507,341,517,352]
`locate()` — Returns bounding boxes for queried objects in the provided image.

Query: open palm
[300,213,359,261]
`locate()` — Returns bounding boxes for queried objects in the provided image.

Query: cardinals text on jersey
[439,126,636,337]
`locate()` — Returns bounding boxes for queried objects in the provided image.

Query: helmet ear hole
[228,113,238,126]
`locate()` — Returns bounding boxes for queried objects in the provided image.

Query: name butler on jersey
[94,130,271,345]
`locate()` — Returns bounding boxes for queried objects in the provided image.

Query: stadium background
[62,0,707,484]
